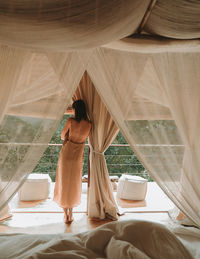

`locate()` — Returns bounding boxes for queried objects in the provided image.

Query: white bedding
[0,220,193,259]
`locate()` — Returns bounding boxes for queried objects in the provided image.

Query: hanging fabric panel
[0,46,30,123]
[144,0,200,39]
[74,72,119,219]
[0,45,31,214]
[149,52,200,227]
[87,38,200,228]
[0,50,86,213]
[0,0,150,51]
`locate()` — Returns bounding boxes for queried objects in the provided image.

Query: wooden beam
[137,0,157,34]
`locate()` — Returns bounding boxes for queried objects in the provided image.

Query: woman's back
[69,118,91,143]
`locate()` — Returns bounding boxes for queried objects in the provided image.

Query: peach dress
[54,117,91,208]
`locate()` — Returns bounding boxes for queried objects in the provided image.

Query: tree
[34,115,153,181]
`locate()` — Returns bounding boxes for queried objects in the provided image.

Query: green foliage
[50,114,70,144]
[0,115,42,143]
[0,114,181,183]
[126,120,182,144]
[0,115,42,181]
[33,115,154,182]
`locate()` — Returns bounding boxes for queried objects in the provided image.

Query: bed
[0,220,193,259]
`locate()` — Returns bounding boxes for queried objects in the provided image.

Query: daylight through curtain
[0,49,86,213]
[86,39,200,227]
[0,0,150,51]
[0,15,199,229]
[74,72,119,219]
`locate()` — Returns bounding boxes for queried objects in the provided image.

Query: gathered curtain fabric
[0,46,30,123]
[0,33,200,231]
[74,72,119,219]
[86,39,200,228]
[0,0,150,51]
[0,48,86,213]
[150,53,200,226]
[0,0,199,53]
[0,1,200,226]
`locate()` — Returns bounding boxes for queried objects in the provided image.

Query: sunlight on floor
[0,182,175,235]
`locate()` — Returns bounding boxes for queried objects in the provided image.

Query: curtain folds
[150,52,200,226]
[0,46,31,214]
[0,34,200,230]
[0,49,86,213]
[0,1,199,51]
[0,0,150,51]
[144,0,200,39]
[0,46,30,123]
[86,41,200,228]
[74,72,119,220]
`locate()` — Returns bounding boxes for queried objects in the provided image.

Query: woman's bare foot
[63,208,69,223]
[68,208,74,223]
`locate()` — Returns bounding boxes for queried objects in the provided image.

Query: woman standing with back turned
[54,99,92,223]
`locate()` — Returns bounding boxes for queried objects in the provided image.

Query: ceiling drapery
[0,0,150,51]
[0,0,199,51]
[0,1,200,227]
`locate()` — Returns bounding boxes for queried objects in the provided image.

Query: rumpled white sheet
[0,220,193,259]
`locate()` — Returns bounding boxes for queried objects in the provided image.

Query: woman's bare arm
[61,118,71,140]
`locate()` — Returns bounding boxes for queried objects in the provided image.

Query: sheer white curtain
[0,46,31,218]
[0,46,30,123]
[86,38,200,227]
[74,72,119,219]
[144,0,200,39]
[0,48,86,213]
[0,0,150,51]
[0,1,199,225]
[0,0,199,52]
[150,52,200,226]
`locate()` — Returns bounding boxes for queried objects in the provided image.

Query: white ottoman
[117,174,147,200]
[18,174,51,201]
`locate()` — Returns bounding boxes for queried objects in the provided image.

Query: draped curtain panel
[144,0,200,39]
[0,46,30,123]
[0,48,86,213]
[150,52,200,227]
[0,0,151,51]
[74,72,119,220]
[0,183,11,221]
[0,36,200,229]
[86,39,200,228]
[0,0,200,230]
[0,0,199,52]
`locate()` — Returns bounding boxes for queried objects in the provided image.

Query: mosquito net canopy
[0,0,200,228]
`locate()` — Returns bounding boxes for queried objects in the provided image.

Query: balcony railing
[33,143,153,182]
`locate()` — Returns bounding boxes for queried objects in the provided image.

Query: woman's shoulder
[85,119,92,125]
[65,117,73,125]
[70,118,91,126]
[68,117,75,122]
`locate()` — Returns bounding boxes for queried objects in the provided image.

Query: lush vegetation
[0,115,42,181]
[34,115,153,181]
[0,114,153,182]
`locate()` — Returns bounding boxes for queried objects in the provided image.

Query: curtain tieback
[92,150,104,156]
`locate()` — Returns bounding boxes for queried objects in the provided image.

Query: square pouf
[117,174,147,201]
[18,173,51,201]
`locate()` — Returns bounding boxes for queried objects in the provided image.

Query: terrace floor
[1,182,200,258]
[0,182,175,234]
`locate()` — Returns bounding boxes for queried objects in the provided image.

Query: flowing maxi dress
[54,117,92,208]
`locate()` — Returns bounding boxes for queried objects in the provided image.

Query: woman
[54,99,92,223]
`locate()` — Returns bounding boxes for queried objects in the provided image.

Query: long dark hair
[72,99,88,122]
